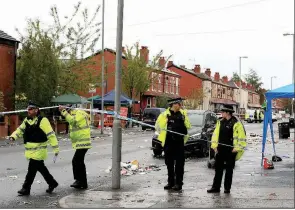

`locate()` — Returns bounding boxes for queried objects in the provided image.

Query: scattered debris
[36,180,41,184]
[9,175,18,179]
[269,193,277,196]
[23,201,32,205]
[110,160,161,176]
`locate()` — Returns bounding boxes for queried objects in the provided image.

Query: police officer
[254,110,257,123]
[155,98,191,191]
[207,105,247,194]
[10,102,59,196]
[59,105,91,189]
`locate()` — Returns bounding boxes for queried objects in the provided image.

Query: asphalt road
[0,122,288,208]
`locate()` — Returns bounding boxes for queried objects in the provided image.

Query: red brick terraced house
[78,46,181,113]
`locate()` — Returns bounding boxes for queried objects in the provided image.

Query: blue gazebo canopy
[261,83,294,165]
[93,90,137,106]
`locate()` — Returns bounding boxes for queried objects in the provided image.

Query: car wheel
[142,126,146,131]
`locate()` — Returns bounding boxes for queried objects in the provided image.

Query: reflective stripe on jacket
[155,108,191,147]
[10,116,59,160]
[61,109,92,150]
[211,117,247,161]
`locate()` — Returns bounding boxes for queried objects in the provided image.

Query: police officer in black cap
[10,102,59,195]
[155,98,191,191]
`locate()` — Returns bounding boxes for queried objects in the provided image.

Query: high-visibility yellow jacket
[211,117,247,161]
[10,116,59,161]
[61,109,92,150]
[155,108,191,147]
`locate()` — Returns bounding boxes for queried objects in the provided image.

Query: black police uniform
[21,116,58,195]
[211,117,237,192]
[164,110,188,190]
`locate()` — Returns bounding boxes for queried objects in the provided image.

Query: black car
[151,110,217,157]
[142,108,166,130]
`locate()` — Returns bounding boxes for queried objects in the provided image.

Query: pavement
[58,123,295,208]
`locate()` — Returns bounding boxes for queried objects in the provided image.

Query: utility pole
[100,0,105,134]
[112,0,124,189]
[283,33,294,116]
[239,56,248,115]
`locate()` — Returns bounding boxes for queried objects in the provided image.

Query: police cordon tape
[0,105,282,155]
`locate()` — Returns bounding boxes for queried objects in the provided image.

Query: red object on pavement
[263,157,274,169]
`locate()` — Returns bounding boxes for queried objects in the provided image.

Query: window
[158,74,162,92]
[187,113,204,127]
[152,72,156,91]
[147,97,151,108]
[165,76,169,93]
[171,77,175,94]
[176,78,179,95]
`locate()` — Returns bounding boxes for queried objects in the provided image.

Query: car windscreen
[143,109,163,119]
[187,113,204,127]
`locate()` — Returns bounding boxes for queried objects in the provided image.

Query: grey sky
[1,0,294,90]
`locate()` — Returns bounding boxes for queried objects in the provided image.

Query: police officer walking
[10,102,59,196]
[59,105,91,189]
[155,98,191,191]
[207,105,247,194]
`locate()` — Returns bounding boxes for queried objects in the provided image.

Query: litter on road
[107,160,161,176]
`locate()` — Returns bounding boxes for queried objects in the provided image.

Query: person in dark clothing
[10,102,59,196]
[155,98,191,191]
[254,110,257,123]
[207,105,246,194]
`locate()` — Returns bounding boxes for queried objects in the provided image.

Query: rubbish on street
[23,201,32,205]
[119,160,161,176]
[8,175,18,179]
[105,166,112,173]
[36,180,41,184]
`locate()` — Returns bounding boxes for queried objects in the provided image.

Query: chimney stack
[205,68,211,77]
[140,46,149,64]
[159,57,165,69]
[167,61,173,67]
[222,76,228,83]
[214,72,220,81]
[194,65,201,74]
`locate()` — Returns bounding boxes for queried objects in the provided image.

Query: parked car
[142,108,166,130]
[151,110,217,157]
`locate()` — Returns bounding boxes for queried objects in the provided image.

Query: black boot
[17,188,30,196]
[224,189,230,194]
[172,185,182,191]
[164,184,174,190]
[207,188,220,193]
[70,180,80,188]
[46,182,58,193]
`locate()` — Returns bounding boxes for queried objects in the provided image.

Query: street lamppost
[100,0,105,134]
[239,56,248,114]
[112,0,124,189]
[271,76,277,90]
[283,33,294,116]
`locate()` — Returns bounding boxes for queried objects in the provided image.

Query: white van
[245,109,255,123]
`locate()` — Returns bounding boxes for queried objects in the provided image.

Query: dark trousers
[164,142,185,186]
[23,159,57,190]
[212,152,236,190]
[72,149,88,184]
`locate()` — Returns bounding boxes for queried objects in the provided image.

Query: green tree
[244,69,263,92]
[122,42,171,109]
[183,88,204,109]
[16,1,101,106]
[156,95,171,108]
[231,72,241,82]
